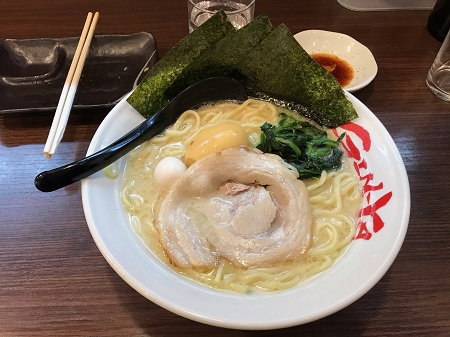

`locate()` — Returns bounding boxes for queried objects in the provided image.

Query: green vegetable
[237,24,358,128]
[256,114,345,179]
[126,11,235,118]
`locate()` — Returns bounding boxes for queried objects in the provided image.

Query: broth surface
[121,99,362,293]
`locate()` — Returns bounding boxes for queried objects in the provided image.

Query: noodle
[121,99,362,293]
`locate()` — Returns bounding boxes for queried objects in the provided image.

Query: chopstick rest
[43,11,99,159]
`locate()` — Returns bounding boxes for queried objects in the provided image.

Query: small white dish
[81,92,409,329]
[294,30,378,92]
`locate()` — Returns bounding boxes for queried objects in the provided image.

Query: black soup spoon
[35,77,248,192]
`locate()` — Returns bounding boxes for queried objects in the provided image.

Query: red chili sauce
[311,53,354,88]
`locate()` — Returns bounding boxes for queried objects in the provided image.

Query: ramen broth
[121,99,362,293]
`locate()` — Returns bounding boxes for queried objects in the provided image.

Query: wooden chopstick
[43,12,99,159]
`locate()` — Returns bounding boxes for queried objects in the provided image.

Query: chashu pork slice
[155,146,312,268]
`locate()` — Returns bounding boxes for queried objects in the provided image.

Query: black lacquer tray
[0,32,157,113]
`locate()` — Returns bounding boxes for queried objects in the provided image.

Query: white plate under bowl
[294,30,378,92]
[82,94,409,330]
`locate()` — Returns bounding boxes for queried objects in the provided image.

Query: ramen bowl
[82,93,409,329]
[294,30,378,92]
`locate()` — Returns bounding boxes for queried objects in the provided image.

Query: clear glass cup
[188,0,255,33]
[426,29,450,102]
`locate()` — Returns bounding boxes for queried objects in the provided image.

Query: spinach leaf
[257,114,344,179]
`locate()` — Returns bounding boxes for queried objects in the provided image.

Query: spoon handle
[34,77,248,192]
[35,110,167,192]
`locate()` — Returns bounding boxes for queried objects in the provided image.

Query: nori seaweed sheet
[164,14,273,100]
[236,24,358,128]
[126,11,235,118]
[127,14,358,128]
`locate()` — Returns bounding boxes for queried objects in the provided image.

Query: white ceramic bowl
[294,30,378,92]
[82,93,409,330]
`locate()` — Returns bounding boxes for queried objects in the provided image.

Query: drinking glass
[426,29,450,102]
[188,0,255,32]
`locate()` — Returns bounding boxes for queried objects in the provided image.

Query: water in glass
[189,1,252,32]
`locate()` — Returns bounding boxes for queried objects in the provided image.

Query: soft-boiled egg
[153,157,187,190]
[185,122,248,166]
